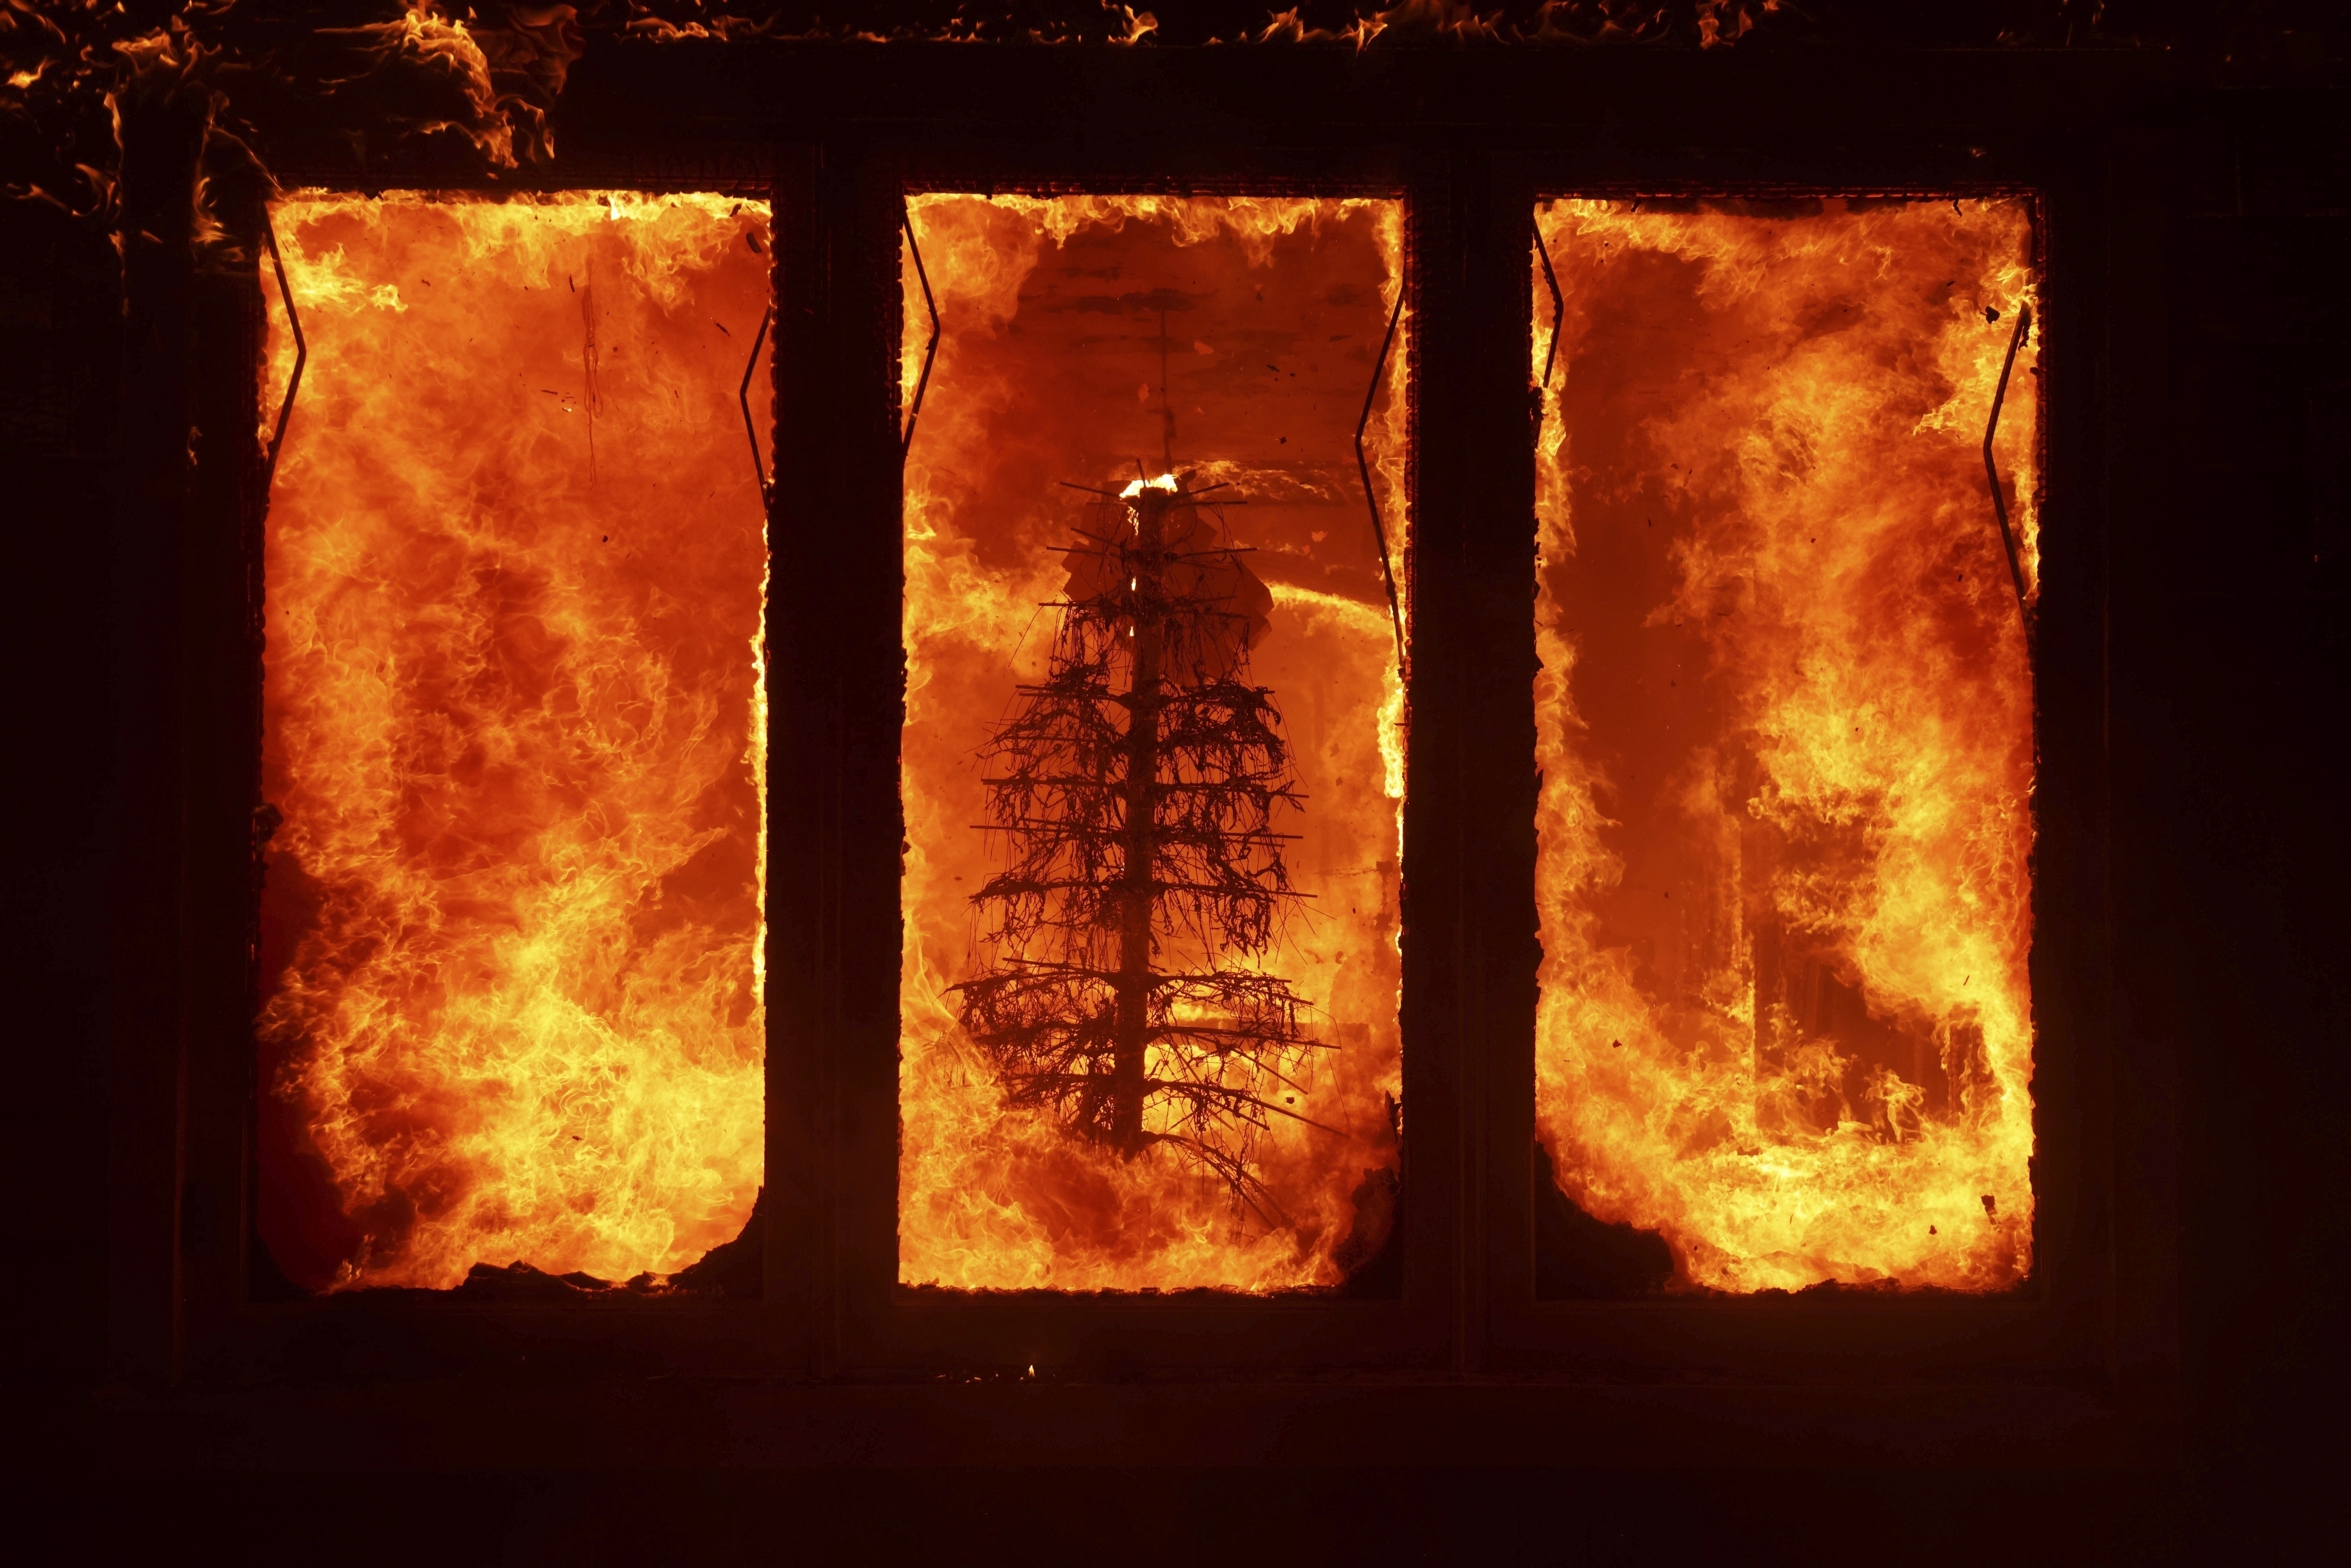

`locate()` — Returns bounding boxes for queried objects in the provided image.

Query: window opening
[256,191,773,1292]
[899,194,1409,1291]
[1531,197,2039,1295]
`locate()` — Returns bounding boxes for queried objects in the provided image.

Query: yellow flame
[1532,197,2038,1293]
[258,190,771,1289]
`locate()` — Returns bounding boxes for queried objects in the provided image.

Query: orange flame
[1532,197,2039,1292]
[899,194,1408,1289]
[257,191,771,1290]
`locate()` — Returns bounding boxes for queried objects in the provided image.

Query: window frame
[783,147,1459,1375]
[1479,159,2115,1378]
[129,49,2156,1407]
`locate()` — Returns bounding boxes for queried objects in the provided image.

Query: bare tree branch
[952,481,1325,1211]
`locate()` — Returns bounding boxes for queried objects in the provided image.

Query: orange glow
[1532,197,2039,1292]
[257,191,771,1291]
[900,194,1408,1290]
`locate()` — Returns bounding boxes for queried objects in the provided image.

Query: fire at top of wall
[6,1,2302,270]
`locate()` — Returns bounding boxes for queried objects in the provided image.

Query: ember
[899,195,1408,1290]
[1531,197,2040,1292]
[256,192,772,1291]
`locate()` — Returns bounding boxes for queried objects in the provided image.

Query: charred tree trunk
[1111,493,1167,1152]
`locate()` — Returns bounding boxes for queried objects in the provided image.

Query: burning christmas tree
[954,473,1325,1215]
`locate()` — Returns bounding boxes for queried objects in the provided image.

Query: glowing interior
[257,191,771,1291]
[1532,197,2040,1293]
[899,195,1409,1291]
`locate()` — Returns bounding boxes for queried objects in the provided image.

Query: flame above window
[1532,197,2039,1294]
[899,194,1408,1291]
[256,191,772,1291]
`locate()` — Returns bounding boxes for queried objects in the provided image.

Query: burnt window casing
[115,60,2141,1406]
[768,163,1456,1372]
[1480,171,2111,1379]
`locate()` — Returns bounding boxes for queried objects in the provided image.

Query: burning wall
[899,195,1408,1291]
[1532,197,2041,1293]
[257,192,771,1291]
